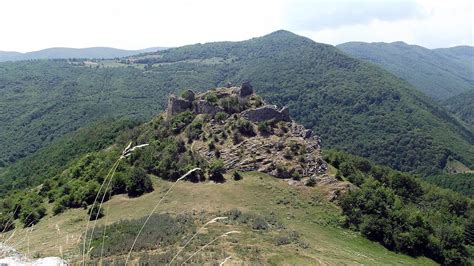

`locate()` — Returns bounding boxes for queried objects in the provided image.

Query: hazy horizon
[1,31,472,54]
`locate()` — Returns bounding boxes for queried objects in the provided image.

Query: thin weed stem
[180,231,240,265]
[125,168,201,265]
[168,217,227,265]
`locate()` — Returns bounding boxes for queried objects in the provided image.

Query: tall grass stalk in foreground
[0,205,20,239]
[168,217,227,265]
[81,158,121,265]
[86,159,121,255]
[82,142,149,264]
[219,256,232,266]
[125,167,201,265]
[180,231,240,265]
[99,185,114,261]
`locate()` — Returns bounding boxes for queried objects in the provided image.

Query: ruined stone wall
[242,105,291,122]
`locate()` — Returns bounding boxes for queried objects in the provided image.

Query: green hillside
[0,30,472,175]
[443,90,474,126]
[337,42,474,100]
[1,89,470,264]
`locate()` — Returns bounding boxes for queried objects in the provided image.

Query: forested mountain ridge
[0,30,472,175]
[443,89,474,126]
[337,41,474,100]
[0,47,166,62]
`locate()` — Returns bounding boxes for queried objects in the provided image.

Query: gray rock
[239,81,253,97]
[166,95,192,119]
[193,100,224,116]
[242,105,291,122]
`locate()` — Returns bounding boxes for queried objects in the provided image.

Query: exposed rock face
[242,105,291,122]
[239,81,253,97]
[192,119,327,181]
[193,100,224,116]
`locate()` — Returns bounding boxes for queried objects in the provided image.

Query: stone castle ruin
[164,82,348,199]
[166,82,290,122]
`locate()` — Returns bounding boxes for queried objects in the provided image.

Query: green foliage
[424,173,474,197]
[305,176,317,187]
[126,167,154,197]
[327,149,472,265]
[18,193,46,227]
[180,90,194,101]
[0,213,15,232]
[185,119,203,142]
[214,111,228,122]
[88,204,104,220]
[338,42,474,100]
[208,159,225,182]
[443,90,474,126]
[233,171,243,181]
[205,91,218,103]
[257,121,272,135]
[0,119,137,195]
[170,111,194,134]
[233,118,255,137]
[88,213,194,257]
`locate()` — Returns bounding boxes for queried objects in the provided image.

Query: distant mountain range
[337,42,474,100]
[0,47,167,61]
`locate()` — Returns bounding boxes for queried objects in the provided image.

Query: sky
[0,0,472,52]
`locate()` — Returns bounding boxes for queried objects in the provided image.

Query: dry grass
[2,172,436,265]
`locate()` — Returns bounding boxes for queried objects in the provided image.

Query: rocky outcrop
[192,118,327,181]
[242,105,291,122]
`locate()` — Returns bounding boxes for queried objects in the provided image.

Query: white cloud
[0,0,471,52]
[296,0,474,48]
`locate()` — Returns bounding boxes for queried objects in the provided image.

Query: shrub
[205,92,218,103]
[283,149,293,160]
[306,176,317,187]
[215,112,228,122]
[208,141,216,150]
[20,205,46,227]
[208,159,225,182]
[0,214,14,232]
[180,90,194,101]
[219,96,242,113]
[252,216,269,230]
[232,130,243,144]
[170,111,194,133]
[126,167,154,197]
[292,171,302,181]
[234,119,255,136]
[258,121,271,135]
[186,119,203,142]
[88,204,104,220]
[274,235,291,246]
[233,171,243,181]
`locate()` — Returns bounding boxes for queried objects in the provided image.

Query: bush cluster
[325,149,472,265]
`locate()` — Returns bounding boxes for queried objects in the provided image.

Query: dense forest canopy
[337,42,474,100]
